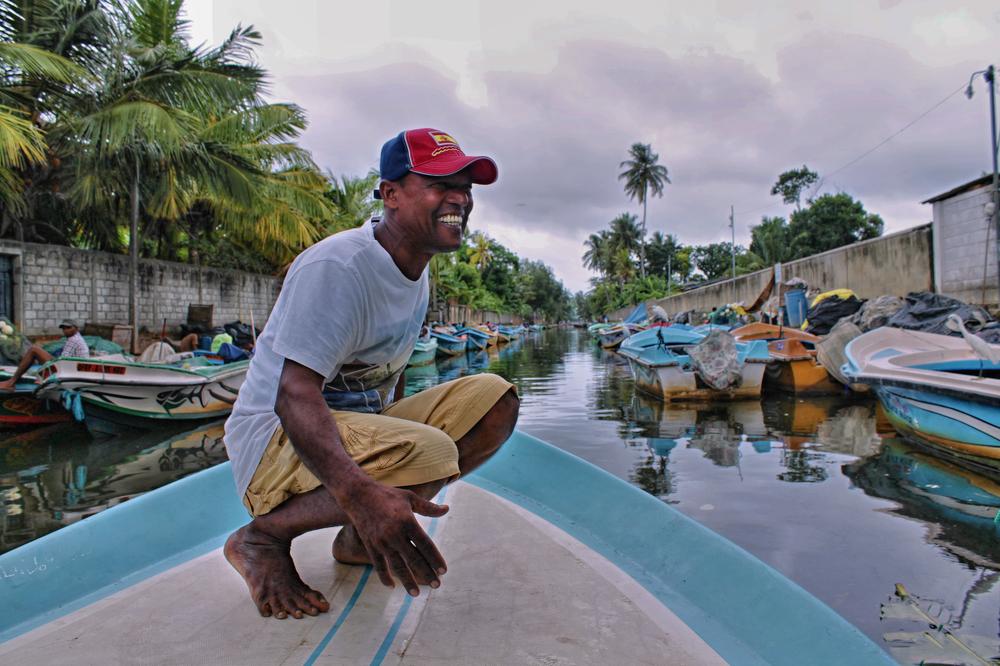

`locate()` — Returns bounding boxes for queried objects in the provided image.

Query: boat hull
[0,393,70,425]
[874,385,1000,478]
[627,358,766,401]
[766,357,844,395]
[434,340,466,357]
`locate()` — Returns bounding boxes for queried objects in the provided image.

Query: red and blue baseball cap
[373,128,498,199]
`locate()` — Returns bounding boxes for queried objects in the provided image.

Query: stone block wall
[931,183,998,308]
[0,241,281,336]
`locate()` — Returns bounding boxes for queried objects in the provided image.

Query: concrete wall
[606,224,934,320]
[0,241,281,336]
[931,183,998,308]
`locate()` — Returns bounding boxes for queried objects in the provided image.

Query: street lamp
[966,65,999,308]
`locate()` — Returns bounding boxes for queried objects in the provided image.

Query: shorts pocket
[340,423,414,471]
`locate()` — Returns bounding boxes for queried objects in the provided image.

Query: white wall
[932,183,998,308]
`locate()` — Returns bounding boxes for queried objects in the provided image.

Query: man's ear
[379,180,399,208]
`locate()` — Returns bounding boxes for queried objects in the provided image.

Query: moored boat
[732,323,844,395]
[455,326,490,352]
[430,330,467,357]
[407,337,438,367]
[597,323,642,350]
[474,325,499,347]
[0,430,893,665]
[843,327,1000,478]
[619,327,769,401]
[34,355,248,435]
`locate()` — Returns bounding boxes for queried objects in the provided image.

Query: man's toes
[305,590,329,612]
[258,601,273,618]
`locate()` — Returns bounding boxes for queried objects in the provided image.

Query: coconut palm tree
[322,169,380,235]
[618,142,670,279]
[582,230,610,276]
[468,231,493,272]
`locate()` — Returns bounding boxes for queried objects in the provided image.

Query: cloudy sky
[188,0,997,292]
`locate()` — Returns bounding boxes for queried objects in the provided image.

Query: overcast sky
[188,0,997,292]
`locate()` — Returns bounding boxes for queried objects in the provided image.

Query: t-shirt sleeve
[269,260,362,378]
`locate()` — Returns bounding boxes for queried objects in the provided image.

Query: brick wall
[0,241,281,336]
[931,183,998,308]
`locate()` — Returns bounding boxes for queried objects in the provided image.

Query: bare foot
[0,379,16,391]
[225,524,331,619]
[333,525,437,586]
[332,525,370,565]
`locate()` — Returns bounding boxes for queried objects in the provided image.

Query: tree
[771,165,818,210]
[583,230,611,277]
[748,216,792,265]
[786,193,883,258]
[692,242,746,281]
[645,230,688,284]
[618,142,670,279]
[467,231,493,271]
[322,169,380,234]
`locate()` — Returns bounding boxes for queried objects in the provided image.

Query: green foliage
[618,142,670,277]
[771,165,818,210]
[786,193,883,258]
[748,216,793,265]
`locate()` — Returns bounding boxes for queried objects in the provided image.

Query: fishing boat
[619,327,770,401]
[474,325,499,347]
[843,327,1000,478]
[0,430,892,665]
[597,323,643,350]
[0,369,70,426]
[430,330,466,357]
[407,337,438,367]
[732,323,844,395]
[33,355,248,435]
[455,326,490,352]
[497,324,521,340]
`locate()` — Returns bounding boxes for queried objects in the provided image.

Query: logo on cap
[428,131,460,156]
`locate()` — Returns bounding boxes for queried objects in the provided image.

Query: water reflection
[0,421,227,553]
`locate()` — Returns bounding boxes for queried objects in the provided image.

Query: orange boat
[732,323,844,395]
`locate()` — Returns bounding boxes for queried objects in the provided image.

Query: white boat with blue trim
[843,326,1000,478]
[0,430,893,664]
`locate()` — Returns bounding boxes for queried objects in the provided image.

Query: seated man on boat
[0,318,89,390]
[223,128,519,620]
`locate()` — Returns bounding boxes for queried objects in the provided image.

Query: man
[0,318,89,390]
[223,128,519,620]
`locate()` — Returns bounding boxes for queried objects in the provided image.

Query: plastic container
[785,289,808,328]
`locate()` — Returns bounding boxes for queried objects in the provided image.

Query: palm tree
[467,231,493,272]
[618,142,670,279]
[608,212,641,259]
[322,169,380,234]
[582,230,610,276]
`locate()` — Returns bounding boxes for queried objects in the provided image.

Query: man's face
[385,171,474,253]
[60,325,77,337]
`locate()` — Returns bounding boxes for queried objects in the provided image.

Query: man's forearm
[275,379,372,502]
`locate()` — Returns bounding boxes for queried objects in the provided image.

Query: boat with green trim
[407,338,438,367]
[0,430,893,664]
[34,355,248,434]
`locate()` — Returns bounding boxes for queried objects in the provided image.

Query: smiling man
[223,128,519,620]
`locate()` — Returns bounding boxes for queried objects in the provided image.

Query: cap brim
[410,154,498,185]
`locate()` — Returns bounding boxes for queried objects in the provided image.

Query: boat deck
[0,482,720,665]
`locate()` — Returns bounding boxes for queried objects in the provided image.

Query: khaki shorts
[243,373,516,516]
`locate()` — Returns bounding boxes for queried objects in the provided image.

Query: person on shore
[223,128,519,620]
[0,319,89,390]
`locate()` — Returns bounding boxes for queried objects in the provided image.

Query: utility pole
[988,65,999,308]
[968,64,1000,308]
[729,204,736,276]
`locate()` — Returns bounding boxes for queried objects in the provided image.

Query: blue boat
[619,327,770,401]
[430,330,467,357]
[0,430,892,664]
[407,337,438,367]
[843,327,1000,479]
[455,326,490,352]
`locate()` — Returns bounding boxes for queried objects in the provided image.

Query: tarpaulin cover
[687,330,742,390]
[885,292,993,336]
[850,295,904,332]
[624,304,647,324]
[804,295,864,335]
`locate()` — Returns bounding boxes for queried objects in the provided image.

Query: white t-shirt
[224,221,429,498]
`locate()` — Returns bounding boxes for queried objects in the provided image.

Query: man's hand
[339,480,449,595]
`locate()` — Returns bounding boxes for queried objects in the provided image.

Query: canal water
[1,328,997,662]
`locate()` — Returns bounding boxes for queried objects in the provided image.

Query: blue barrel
[199,334,213,351]
[785,289,808,328]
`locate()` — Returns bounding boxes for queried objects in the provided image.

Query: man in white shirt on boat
[223,128,519,620]
[0,318,90,390]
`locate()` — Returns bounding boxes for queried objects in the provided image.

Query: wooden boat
[597,323,642,350]
[498,324,521,340]
[474,325,499,347]
[429,330,466,357]
[619,327,769,401]
[455,326,490,352]
[732,323,844,395]
[34,355,248,434]
[0,430,893,665]
[407,338,438,367]
[843,327,1000,478]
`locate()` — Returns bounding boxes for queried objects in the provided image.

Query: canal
[2,328,998,662]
